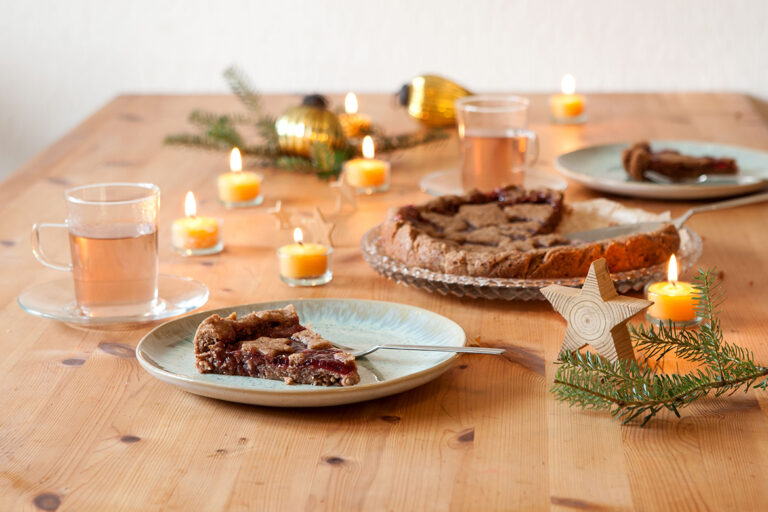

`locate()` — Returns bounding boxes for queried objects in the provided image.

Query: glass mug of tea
[455,95,539,191]
[31,183,160,318]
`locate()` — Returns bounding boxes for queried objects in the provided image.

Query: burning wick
[293,227,304,246]
[668,254,678,287]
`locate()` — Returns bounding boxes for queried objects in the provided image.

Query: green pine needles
[551,269,768,426]
[164,66,448,178]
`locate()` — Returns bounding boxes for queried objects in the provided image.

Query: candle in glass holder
[339,92,371,138]
[646,254,699,326]
[342,136,390,194]
[550,74,586,124]
[217,147,263,208]
[172,191,223,256]
[277,228,332,286]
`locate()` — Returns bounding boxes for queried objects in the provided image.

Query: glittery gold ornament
[275,95,347,157]
[397,75,472,127]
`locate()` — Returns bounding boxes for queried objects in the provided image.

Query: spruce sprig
[551,269,768,426]
[165,66,448,177]
[223,65,262,115]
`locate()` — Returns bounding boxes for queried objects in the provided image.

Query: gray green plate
[555,140,768,200]
[136,299,466,407]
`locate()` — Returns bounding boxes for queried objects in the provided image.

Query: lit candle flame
[667,254,678,283]
[230,147,242,172]
[184,191,197,218]
[344,92,358,114]
[362,135,375,159]
[561,74,576,95]
[293,227,304,244]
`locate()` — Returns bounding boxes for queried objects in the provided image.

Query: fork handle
[676,191,768,227]
[377,345,505,355]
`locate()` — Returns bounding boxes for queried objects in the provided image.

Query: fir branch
[164,134,232,151]
[223,65,262,114]
[256,115,280,152]
[373,129,449,154]
[552,351,768,426]
[165,66,451,177]
[552,269,768,426]
[189,110,253,127]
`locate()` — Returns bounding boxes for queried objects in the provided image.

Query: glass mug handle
[31,223,72,272]
[522,130,539,168]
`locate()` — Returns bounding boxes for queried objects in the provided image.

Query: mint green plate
[136,299,466,407]
[555,140,768,200]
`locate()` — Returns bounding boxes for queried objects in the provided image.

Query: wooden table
[3,93,768,511]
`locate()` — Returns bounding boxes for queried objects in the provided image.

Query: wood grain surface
[2,93,768,511]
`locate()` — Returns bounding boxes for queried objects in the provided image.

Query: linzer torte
[194,305,360,386]
[378,186,679,279]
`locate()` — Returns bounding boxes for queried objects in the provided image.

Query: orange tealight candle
[338,92,371,138]
[646,255,698,323]
[342,136,390,194]
[277,228,333,286]
[217,148,263,207]
[550,74,586,124]
[172,191,223,256]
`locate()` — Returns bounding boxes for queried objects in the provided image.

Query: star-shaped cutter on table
[541,258,652,363]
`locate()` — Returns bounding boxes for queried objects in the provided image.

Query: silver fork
[333,343,505,358]
[644,170,762,186]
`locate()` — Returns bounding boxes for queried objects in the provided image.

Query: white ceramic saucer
[419,168,567,196]
[18,274,209,330]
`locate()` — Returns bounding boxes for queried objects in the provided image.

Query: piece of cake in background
[622,141,738,182]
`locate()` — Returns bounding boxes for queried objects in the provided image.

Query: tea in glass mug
[455,95,539,192]
[32,183,160,318]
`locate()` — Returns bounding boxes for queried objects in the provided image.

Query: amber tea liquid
[68,224,158,317]
[460,129,531,191]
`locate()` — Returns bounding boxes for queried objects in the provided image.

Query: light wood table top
[2,93,768,511]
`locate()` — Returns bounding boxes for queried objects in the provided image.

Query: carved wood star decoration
[541,258,652,364]
[330,178,357,214]
[298,207,336,247]
[268,200,293,230]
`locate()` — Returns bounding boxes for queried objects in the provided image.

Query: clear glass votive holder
[277,246,333,287]
[550,111,587,125]
[342,162,391,195]
[219,194,264,209]
[217,171,264,209]
[171,218,224,257]
[643,282,702,329]
[173,240,224,257]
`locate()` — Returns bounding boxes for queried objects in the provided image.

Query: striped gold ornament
[275,95,347,157]
[397,75,472,127]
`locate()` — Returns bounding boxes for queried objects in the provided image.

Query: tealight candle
[550,74,587,124]
[217,147,263,208]
[342,136,390,194]
[172,191,223,256]
[277,228,332,286]
[338,92,371,139]
[646,255,699,326]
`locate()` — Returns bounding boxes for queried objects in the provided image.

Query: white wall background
[2,0,767,178]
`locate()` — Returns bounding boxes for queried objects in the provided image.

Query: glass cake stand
[360,226,702,301]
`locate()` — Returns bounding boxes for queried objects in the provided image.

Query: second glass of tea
[455,95,539,191]
[31,182,161,318]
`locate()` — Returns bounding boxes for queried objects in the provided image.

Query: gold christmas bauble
[275,95,347,157]
[397,75,472,127]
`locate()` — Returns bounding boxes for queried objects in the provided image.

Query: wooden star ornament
[541,258,652,363]
[268,200,293,229]
[302,207,335,247]
[330,177,357,214]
